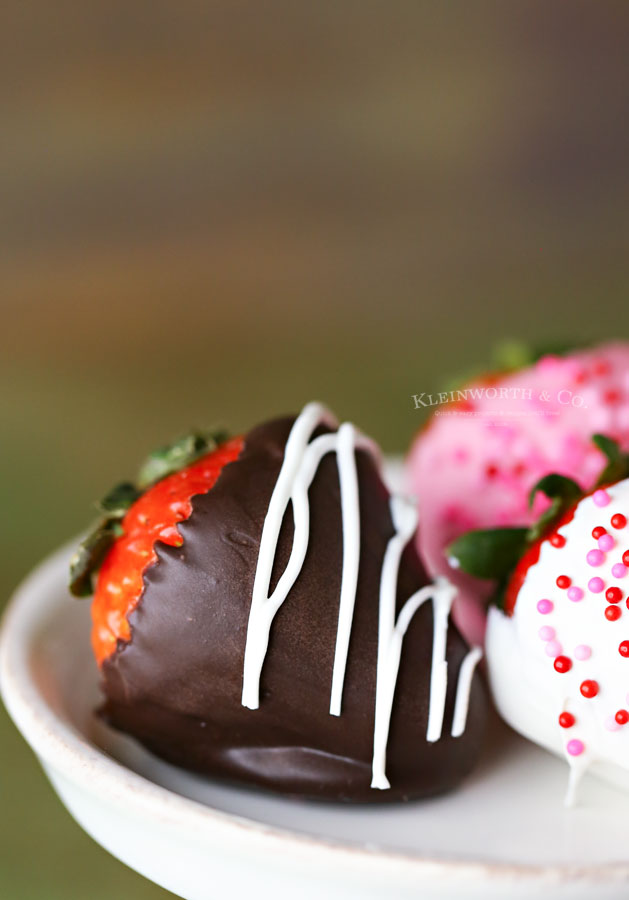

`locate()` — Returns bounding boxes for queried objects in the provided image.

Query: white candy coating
[486,477,629,805]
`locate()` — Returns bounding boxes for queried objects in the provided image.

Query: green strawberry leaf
[70,425,230,597]
[593,433,629,487]
[593,433,622,464]
[526,473,582,542]
[449,476,581,584]
[527,473,582,509]
[137,428,229,489]
[97,482,142,516]
[69,518,124,597]
[491,339,586,373]
[447,431,625,605]
[447,528,529,581]
[491,340,537,372]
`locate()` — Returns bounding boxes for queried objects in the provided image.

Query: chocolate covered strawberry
[407,340,629,645]
[71,403,487,802]
[449,435,629,804]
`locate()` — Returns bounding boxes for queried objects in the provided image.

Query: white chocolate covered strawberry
[449,437,629,804]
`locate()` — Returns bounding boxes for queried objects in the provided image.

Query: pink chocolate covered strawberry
[407,341,629,644]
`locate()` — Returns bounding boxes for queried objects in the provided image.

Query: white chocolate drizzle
[241,402,482,789]
[241,403,376,712]
[370,496,458,789]
[451,646,483,738]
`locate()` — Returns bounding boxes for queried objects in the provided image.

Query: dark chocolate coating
[100,416,487,802]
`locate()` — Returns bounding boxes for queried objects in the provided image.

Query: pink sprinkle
[567,739,585,757]
[612,564,628,579]
[605,716,621,732]
[588,577,605,594]
[593,489,611,508]
[599,534,615,552]
[539,625,556,641]
[567,586,584,602]
[537,599,554,614]
[574,644,592,661]
[587,549,605,567]
[545,640,562,658]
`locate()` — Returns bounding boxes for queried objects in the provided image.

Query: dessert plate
[3,540,629,897]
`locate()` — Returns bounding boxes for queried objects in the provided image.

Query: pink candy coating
[588,577,605,593]
[545,640,562,658]
[593,489,611,508]
[612,564,628,579]
[406,341,629,646]
[567,586,584,602]
[587,549,605,567]
[566,739,585,756]
[599,534,615,552]
[537,599,554,614]
[539,625,555,641]
[605,716,621,732]
[574,644,591,660]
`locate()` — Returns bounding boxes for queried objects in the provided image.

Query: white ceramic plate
[3,541,629,900]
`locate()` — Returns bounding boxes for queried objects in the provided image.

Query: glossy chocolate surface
[100,417,487,802]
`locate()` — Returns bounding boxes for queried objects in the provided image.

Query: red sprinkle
[606,605,622,621]
[606,587,623,604]
[554,656,572,674]
[559,712,575,728]
[580,680,599,698]
[556,575,572,589]
[485,463,499,479]
[593,360,611,376]
[612,514,627,530]
[616,709,629,725]
[550,533,566,548]
[623,550,629,566]
[592,526,607,540]
[605,389,621,405]
[619,640,629,657]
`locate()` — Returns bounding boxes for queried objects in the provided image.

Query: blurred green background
[2,2,628,897]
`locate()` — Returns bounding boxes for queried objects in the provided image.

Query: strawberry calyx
[447,433,629,614]
[69,427,230,598]
[90,437,244,664]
